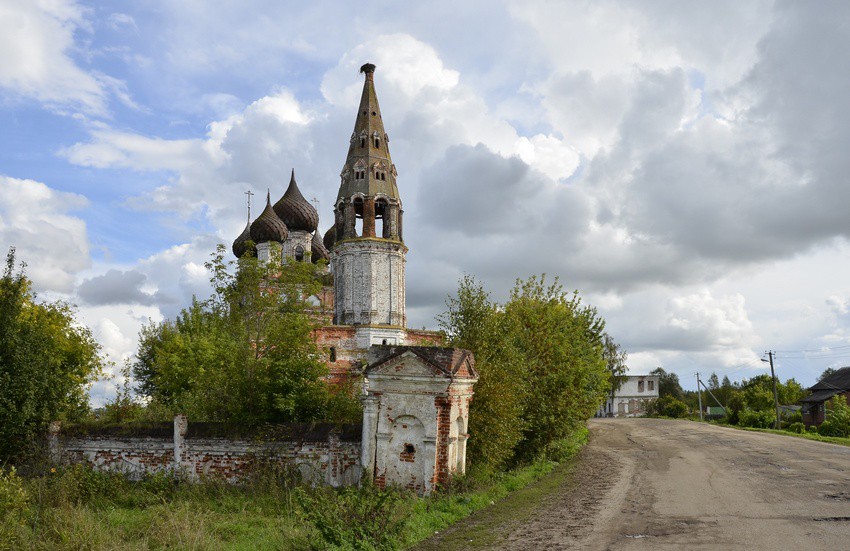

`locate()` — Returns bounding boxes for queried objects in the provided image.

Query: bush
[738,409,775,429]
[786,422,805,434]
[0,467,29,550]
[818,420,838,436]
[647,395,688,418]
[295,480,413,550]
[825,395,850,437]
[807,425,818,433]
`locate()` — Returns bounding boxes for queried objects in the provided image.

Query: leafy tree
[602,333,628,396]
[819,367,837,381]
[0,248,102,462]
[650,367,684,400]
[134,245,358,424]
[438,275,526,472]
[708,372,719,391]
[439,274,611,467]
[500,275,607,463]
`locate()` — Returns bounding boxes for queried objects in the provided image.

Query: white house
[596,374,660,418]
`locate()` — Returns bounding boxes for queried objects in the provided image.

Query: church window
[371,111,376,116]
[330,347,336,362]
[374,137,380,148]
[360,137,366,148]
[382,339,388,345]
[638,380,645,392]
[648,380,654,391]
[295,245,304,262]
[381,172,386,181]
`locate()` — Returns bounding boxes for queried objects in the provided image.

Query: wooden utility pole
[697,373,703,421]
[764,351,781,429]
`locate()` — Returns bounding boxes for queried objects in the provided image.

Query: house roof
[806,366,850,399]
[366,345,478,380]
[800,388,842,403]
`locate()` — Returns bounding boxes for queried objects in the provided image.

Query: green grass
[3,428,590,550]
[713,423,850,446]
[403,426,589,549]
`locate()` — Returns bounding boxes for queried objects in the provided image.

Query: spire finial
[360,62,376,80]
[266,189,271,204]
[290,168,296,184]
[244,189,254,224]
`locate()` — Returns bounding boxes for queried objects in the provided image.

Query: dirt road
[418,419,850,550]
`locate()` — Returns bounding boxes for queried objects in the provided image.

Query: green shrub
[786,422,805,434]
[0,467,29,550]
[807,425,818,433]
[647,395,688,418]
[825,395,850,437]
[295,480,413,550]
[738,409,775,429]
[818,420,839,437]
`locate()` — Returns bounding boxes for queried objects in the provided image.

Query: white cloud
[0,0,111,114]
[0,175,91,292]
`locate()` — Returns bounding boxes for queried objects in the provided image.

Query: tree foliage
[0,249,102,462]
[650,367,684,400]
[440,274,611,470]
[134,245,359,424]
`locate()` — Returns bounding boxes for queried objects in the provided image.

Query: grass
[712,423,850,447]
[1,428,590,550]
[403,426,589,549]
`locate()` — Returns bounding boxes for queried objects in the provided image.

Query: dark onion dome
[232,221,255,258]
[250,190,289,243]
[273,169,319,233]
[323,224,336,251]
[311,231,330,263]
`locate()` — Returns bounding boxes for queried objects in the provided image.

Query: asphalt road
[419,418,850,550]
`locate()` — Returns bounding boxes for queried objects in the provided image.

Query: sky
[2,0,850,405]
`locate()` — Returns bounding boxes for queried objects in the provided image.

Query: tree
[0,248,102,462]
[650,367,684,400]
[819,367,837,381]
[708,372,720,391]
[438,275,526,472]
[501,276,608,463]
[134,245,358,424]
[602,333,628,396]
[439,274,611,468]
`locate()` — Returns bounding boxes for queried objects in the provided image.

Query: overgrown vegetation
[133,245,360,424]
[0,248,103,464]
[0,429,588,550]
[439,275,613,470]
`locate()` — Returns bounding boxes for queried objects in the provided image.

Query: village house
[801,366,850,426]
[596,374,660,418]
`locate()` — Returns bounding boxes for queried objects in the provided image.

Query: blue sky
[3,0,850,404]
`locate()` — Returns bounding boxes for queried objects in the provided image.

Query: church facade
[229,63,477,493]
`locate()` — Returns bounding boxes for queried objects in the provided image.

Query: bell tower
[329,63,406,344]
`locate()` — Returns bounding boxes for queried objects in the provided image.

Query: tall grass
[3,427,589,550]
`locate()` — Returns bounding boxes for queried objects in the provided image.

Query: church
[229,63,478,492]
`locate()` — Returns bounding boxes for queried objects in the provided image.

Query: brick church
[229,63,477,492]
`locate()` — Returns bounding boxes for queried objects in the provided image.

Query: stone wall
[50,417,362,486]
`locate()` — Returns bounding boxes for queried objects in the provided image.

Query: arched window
[329,347,337,362]
[374,137,380,148]
[353,197,364,236]
[360,137,366,148]
[294,245,304,262]
[375,198,388,238]
[380,172,386,181]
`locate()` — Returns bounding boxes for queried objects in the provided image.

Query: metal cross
[244,190,254,223]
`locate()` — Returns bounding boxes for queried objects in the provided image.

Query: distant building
[801,367,850,426]
[597,374,660,417]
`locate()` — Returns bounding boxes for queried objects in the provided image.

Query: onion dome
[273,169,319,233]
[323,224,336,251]
[311,231,330,263]
[250,190,289,243]
[232,221,255,258]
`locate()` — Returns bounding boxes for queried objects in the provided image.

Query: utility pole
[762,351,781,430]
[697,373,703,421]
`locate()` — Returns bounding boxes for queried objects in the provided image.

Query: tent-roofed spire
[336,63,400,202]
